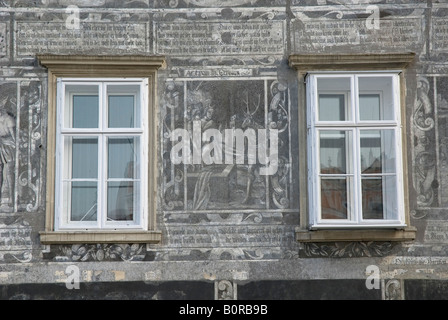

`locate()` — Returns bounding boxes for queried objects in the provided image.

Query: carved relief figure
[186,81,266,210]
[0,96,15,208]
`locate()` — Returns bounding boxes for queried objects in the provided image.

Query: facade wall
[0,0,447,300]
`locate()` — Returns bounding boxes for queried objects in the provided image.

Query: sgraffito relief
[157,73,298,260]
[155,0,286,8]
[382,279,404,300]
[14,12,149,59]
[0,217,32,263]
[2,0,448,300]
[14,0,151,8]
[18,81,43,212]
[431,5,448,59]
[412,76,438,212]
[152,8,286,67]
[0,83,16,212]
[0,21,7,61]
[437,77,448,207]
[52,244,146,262]
[0,80,42,262]
[155,21,284,56]
[424,221,448,244]
[301,242,393,258]
[215,280,237,300]
[161,79,291,213]
[291,5,425,54]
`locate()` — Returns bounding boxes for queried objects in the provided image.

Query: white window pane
[320,177,351,220]
[107,181,139,221]
[107,137,139,179]
[65,84,99,128]
[107,84,140,128]
[319,130,352,174]
[63,181,97,222]
[360,130,396,174]
[358,76,394,121]
[317,77,351,121]
[65,136,98,179]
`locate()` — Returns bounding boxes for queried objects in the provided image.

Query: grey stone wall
[0,0,447,299]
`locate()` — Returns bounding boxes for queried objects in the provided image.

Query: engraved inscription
[293,18,422,51]
[166,225,294,247]
[0,23,6,59]
[0,219,32,263]
[15,22,148,57]
[432,18,448,52]
[155,21,284,55]
[424,221,448,243]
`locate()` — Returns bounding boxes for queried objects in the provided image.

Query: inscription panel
[15,21,149,58]
[424,221,448,243]
[166,225,295,247]
[154,21,285,56]
[432,17,448,53]
[292,13,424,53]
[0,22,8,61]
[0,219,32,262]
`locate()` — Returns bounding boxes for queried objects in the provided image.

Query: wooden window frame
[289,53,417,243]
[38,55,165,244]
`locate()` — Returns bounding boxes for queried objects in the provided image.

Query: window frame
[38,55,165,244]
[289,53,417,242]
[307,72,405,229]
[56,78,148,231]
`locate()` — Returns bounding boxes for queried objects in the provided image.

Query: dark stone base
[1,280,448,300]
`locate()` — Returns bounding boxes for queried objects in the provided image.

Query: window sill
[295,226,417,242]
[39,230,162,244]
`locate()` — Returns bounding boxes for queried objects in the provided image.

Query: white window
[55,78,148,230]
[306,72,406,229]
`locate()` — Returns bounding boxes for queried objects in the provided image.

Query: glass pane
[73,96,99,128]
[360,130,396,174]
[362,177,383,219]
[63,181,97,222]
[108,137,139,179]
[319,130,351,174]
[107,181,137,221]
[317,77,351,121]
[359,94,380,121]
[108,95,135,128]
[65,84,99,128]
[320,177,349,219]
[358,76,394,121]
[362,176,398,220]
[107,84,140,128]
[67,137,98,179]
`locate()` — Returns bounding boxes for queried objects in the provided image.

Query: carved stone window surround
[289,53,417,243]
[37,55,166,244]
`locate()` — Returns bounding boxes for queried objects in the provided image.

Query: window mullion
[352,77,361,224]
[352,127,361,224]
[98,83,107,229]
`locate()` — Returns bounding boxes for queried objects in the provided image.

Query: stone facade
[0,0,447,300]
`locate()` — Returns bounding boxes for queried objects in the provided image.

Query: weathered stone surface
[0,0,447,300]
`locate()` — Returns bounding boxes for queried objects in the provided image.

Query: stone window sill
[295,226,417,242]
[39,231,162,244]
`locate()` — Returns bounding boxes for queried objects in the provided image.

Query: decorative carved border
[301,241,393,258]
